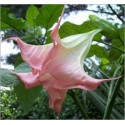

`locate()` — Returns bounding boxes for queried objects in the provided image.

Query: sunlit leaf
[35,5,64,29]
[1,22,10,29]
[26,5,39,26]
[88,44,107,58]
[89,14,119,39]
[0,7,25,30]
[109,39,123,61]
[89,14,100,21]
[119,27,124,42]
[59,20,102,41]
[0,68,20,87]
[0,63,31,87]
[99,19,119,39]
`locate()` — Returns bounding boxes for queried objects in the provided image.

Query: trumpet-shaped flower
[7,11,120,113]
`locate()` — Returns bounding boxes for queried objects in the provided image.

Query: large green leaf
[59,20,102,41]
[99,19,119,39]
[109,39,124,61]
[14,83,42,112]
[0,68,20,87]
[45,30,51,44]
[1,7,25,30]
[26,5,39,26]
[35,5,64,30]
[119,27,124,42]
[89,14,119,39]
[88,44,107,58]
[0,63,31,87]
[14,63,32,73]
[46,20,102,45]
[1,22,10,29]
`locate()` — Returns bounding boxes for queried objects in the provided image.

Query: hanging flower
[7,10,120,114]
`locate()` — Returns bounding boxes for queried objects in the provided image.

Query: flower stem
[68,90,89,119]
[103,66,123,119]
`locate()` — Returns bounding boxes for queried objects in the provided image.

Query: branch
[108,5,124,23]
[83,9,114,15]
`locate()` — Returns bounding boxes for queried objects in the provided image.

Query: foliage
[0,5,124,119]
[0,88,81,119]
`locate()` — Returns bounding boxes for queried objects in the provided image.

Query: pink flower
[7,11,120,113]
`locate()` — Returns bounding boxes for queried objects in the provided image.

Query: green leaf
[87,91,106,114]
[89,15,119,39]
[89,14,100,21]
[0,68,20,87]
[101,58,109,65]
[87,44,107,58]
[0,7,25,30]
[35,5,64,30]
[14,63,31,73]
[119,27,124,42]
[14,54,23,67]
[109,39,124,61]
[26,5,39,26]
[59,20,102,41]
[1,22,10,29]
[0,62,42,112]
[0,63,31,87]
[45,31,51,44]
[20,35,36,44]
[99,19,119,39]
[14,83,42,112]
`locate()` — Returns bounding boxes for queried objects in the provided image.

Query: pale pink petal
[47,29,102,84]
[11,71,41,89]
[42,76,67,114]
[6,37,52,74]
[53,75,121,91]
[47,27,120,91]
[6,12,64,75]
[50,9,64,46]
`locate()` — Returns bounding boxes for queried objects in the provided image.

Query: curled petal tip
[4,37,19,42]
[101,76,122,82]
[50,9,64,45]
[55,8,64,29]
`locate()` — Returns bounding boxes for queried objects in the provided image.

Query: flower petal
[53,75,121,91]
[42,76,67,114]
[50,9,64,46]
[11,71,41,89]
[47,29,102,84]
[46,28,120,91]
[6,11,64,75]
[6,37,53,75]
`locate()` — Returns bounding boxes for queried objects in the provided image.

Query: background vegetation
[0,4,124,119]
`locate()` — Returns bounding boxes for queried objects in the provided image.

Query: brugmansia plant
[4,10,120,114]
[1,4,122,119]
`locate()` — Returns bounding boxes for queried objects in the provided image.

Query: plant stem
[69,90,89,119]
[103,67,123,119]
